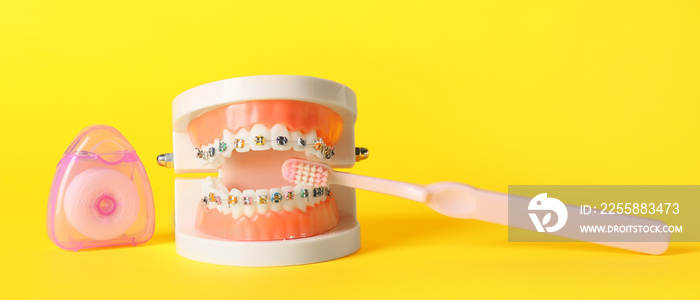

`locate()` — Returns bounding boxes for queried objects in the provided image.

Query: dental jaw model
[164,75,670,266]
[166,75,361,266]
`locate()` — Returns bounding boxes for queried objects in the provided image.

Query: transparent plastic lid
[47,125,155,250]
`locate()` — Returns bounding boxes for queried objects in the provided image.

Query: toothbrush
[281,158,670,255]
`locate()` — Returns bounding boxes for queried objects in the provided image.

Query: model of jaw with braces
[164,76,670,265]
[187,100,346,240]
[163,75,364,265]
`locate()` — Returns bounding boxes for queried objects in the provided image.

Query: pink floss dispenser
[48,125,155,250]
[159,75,361,266]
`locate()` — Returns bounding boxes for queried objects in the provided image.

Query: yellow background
[1,0,698,298]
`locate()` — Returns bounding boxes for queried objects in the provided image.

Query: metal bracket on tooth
[156,153,174,168]
[355,147,369,162]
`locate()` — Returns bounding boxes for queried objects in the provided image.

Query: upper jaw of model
[188,100,343,241]
[195,124,335,169]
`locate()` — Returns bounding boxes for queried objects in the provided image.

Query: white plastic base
[174,178,361,266]
[175,219,361,267]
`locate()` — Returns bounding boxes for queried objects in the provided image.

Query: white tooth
[210,141,220,168]
[290,130,305,152]
[318,188,325,205]
[214,154,225,168]
[255,189,270,214]
[207,201,217,210]
[218,191,233,215]
[315,148,326,160]
[212,177,226,190]
[305,129,317,143]
[322,187,330,203]
[206,144,216,165]
[207,150,223,169]
[234,129,251,152]
[221,129,235,158]
[306,150,318,160]
[201,144,210,165]
[309,187,319,206]
[204,184,218,210]
[305,151,316,160]
[320,186,329,203]
[219,202,231,214]
[249,124,271,151]
[294,185,308,213]
[202,177,216,196]
[230,189,243,219]
[282,186,296,212]
[306,187,317,207]
[199,146,209,166]
[213,189,228,213]
[268,188,284,212]
[242,190,256,218]
[304,130,318,158]
[270,124,292,151]
[201,177,212,191]
[212,139,226,168]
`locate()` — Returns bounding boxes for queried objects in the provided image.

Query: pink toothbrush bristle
[283,159,332,186]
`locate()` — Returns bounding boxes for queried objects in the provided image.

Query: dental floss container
[47,125,155,250]
[168,75,361,266]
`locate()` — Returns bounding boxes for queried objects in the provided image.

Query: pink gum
[187,100,344,147]
[195,197,340,241]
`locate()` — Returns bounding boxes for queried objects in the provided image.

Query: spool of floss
[63,167,139,240]
[47,125,155,251]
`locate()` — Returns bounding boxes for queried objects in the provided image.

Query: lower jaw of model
[189,100,343,241]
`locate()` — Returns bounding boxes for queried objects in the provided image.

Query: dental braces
[201,187,332,206]
[195,137,335,161]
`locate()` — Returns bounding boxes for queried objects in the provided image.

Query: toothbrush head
[281,158,330,188]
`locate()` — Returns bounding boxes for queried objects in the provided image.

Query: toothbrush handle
[331,172,428,202]
[467,188,670,255]
[327,171,670,255]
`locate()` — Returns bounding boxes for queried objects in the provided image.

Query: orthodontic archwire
[195,137,335,160]
[201,187,332,207]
